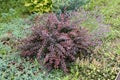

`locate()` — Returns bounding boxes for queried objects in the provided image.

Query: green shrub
[52,0,90,13]
[24,0,89,14]
[24,0,52,13]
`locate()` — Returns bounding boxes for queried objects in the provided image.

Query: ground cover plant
[0,0,28,22]
[84,0,120,30]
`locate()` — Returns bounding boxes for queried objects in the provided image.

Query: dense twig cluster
[20,13,94,73]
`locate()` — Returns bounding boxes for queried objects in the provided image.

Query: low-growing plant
[0,52,45,80]
[0,42,12,55]
[0,0,26,13]
[84,0,120,30]
[62,47,120,80]
[20,13,95,73]
[0,17,32,39]
[0,0,27,22]
[0,52,65,80]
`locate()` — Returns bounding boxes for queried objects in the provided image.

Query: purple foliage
[20,13,95,73]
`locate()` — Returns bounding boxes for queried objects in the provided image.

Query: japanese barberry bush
[20,13,95,73]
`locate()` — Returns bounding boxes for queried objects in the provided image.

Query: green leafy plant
[0,42,12,55]
[0,52,41,80]
[24,0,52,13]
[24,0,89,14]
[0,16,33,55]
[0,18,32,39]
[52,0,90,13]
[0,51,66,80]
[62,54,119,80]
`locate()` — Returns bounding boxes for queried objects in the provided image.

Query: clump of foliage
[24,0,90,14]
[52,0,90,13]
[20,13,95,73]
[0,42,12,55]
[24,0,52,13]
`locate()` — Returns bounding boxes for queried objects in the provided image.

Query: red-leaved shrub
[20,13,95,73]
